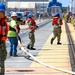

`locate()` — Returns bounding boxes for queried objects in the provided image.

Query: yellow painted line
[24,21,72,75]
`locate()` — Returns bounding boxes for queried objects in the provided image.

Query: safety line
[18,41,75,75]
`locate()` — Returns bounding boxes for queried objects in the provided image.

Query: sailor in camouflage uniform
[0,3,8,75]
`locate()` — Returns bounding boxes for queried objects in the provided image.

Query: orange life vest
[27,18,37,30]
[52,17,63,25]
[0,17,9,41]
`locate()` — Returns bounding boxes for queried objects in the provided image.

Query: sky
[49,0,70,7]
[58,0,70,7]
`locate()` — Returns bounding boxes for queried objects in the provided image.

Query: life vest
[27,18,37,30]
[0,17,9,41]
[9,25,20,33]
[66,14,69,19]
[9,21,20,33]
[52,17,63,25]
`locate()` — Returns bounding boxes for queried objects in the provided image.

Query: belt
[54,25,59,27]
[54,25,61,27]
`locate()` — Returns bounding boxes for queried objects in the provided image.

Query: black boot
[57,42,62,45]
[51,38,54,44]
[10,54,12,56]
[13,54,18,57]
[30,47,36,50]
[27,45,30,49]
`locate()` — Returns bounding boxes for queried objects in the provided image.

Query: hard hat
[0,2,6,11]
[27,13,33,18]
[11,12,17,17]
[55,12,60,17]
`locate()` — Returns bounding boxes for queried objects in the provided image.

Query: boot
[10,54,12,56]
[57,42,62,45]
[51,38,54,44]
[13,54,18,57]
[30,47,36,50]
[27,45,30,49]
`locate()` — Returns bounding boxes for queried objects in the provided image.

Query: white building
[7,0,49,14]
[68,0,75,13]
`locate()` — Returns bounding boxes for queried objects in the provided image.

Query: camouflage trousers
[52,26,62,42]
[0,41,7,75]
[28,30,35,48]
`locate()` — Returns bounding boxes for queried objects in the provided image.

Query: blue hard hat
[0,3,6,11]
[27,13,33,18]
[55,12,60,17]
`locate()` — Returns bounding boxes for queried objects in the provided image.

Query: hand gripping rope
[18,40,75,75]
